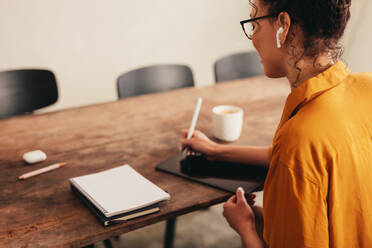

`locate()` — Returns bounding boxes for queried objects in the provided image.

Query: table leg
[103,239,113,248]
[164,218,177,248]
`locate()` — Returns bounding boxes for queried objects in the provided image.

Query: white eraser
[23,150,47,164]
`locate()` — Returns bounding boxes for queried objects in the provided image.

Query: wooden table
[0,77,289,248]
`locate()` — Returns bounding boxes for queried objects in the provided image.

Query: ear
[276,12,291,47]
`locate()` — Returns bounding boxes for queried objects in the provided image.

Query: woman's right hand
[180,129,220,161]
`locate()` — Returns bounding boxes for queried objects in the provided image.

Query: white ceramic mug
[212,105,243,142]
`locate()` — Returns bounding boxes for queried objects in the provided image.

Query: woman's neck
[286,53,335,91]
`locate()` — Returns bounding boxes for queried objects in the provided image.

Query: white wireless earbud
[276,27,284,48]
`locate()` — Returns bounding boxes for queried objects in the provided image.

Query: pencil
[18,162,67,180]
[183,97,203,155]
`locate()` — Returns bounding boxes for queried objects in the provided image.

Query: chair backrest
[0,69,58,119]
[117,64,194,99]
[214,51,264,83]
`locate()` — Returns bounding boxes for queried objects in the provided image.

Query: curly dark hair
[249,0,351,84]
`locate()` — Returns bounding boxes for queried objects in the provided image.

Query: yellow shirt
[263,62,372,247]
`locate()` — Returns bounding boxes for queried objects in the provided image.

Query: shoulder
[349,71,372,83]
[280,71,372,150]
[345,72,372,98]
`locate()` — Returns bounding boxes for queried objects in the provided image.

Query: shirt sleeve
[263,163,329,248]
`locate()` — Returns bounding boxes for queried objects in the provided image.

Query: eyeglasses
[240,14,277,40]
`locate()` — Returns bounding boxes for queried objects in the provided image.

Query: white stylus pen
[183,97,203,155]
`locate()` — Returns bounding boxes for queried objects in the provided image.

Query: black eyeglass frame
[240,14,278,39]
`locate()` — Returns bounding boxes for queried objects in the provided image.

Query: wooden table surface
[0,76,289,248]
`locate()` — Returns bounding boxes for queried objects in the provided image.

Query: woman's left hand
[222,187,256,235]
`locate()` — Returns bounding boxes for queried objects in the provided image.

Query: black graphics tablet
[155,152,268,194]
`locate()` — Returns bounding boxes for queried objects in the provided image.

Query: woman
[181,0,372,247]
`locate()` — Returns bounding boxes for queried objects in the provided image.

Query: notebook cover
[156,152,268,194]
[69,165,170,218]
[71,183,160,227]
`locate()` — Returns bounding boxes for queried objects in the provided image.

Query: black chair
[117,64,194,98]
[116,64,195,248]
[0,69,58,119]
[214,51,264,83]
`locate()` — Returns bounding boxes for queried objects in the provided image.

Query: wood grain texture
[0,76,290,247]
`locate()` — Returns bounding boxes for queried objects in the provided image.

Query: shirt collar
[277,61,351,130]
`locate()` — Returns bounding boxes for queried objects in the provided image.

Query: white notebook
[69,165,170,218]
